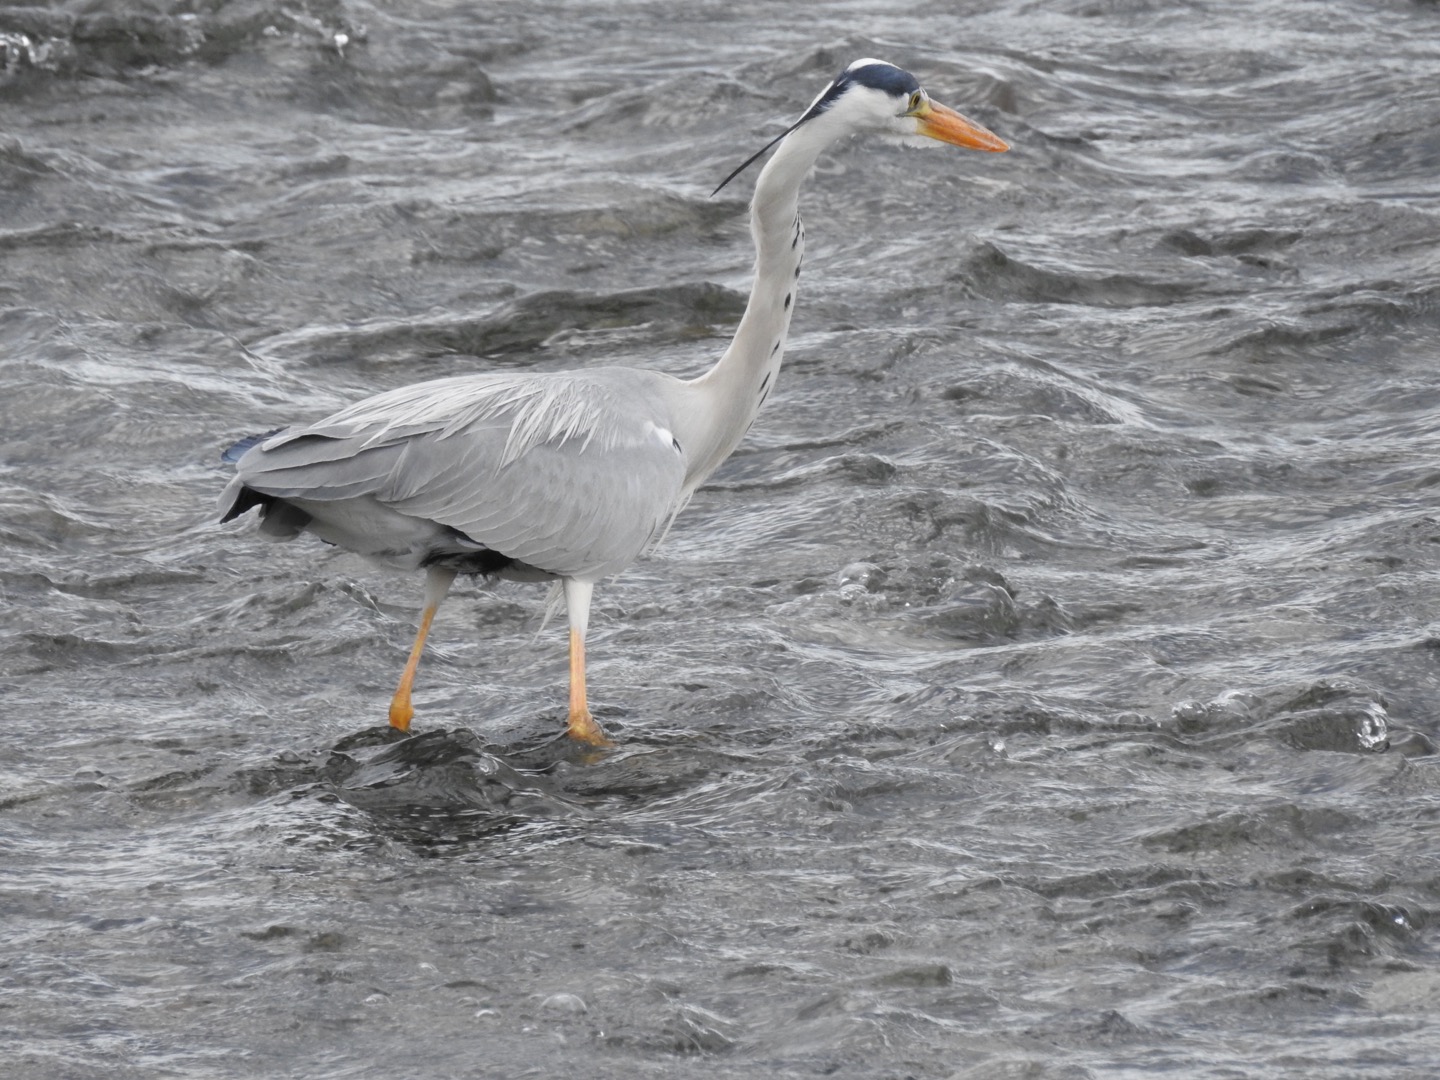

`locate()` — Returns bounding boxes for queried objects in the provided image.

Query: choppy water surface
[4,1,1440,1076]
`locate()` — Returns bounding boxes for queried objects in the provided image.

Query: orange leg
[563,578,612,746]
[388,567,455,732]
[566,624,612,746]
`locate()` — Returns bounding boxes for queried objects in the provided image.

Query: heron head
[712,58,1007,196]
[803,59,1009,152]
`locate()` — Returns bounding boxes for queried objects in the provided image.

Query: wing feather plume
[225,369,688,581]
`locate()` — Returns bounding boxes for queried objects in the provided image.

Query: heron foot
[388,698,414,732]
[566,709,613,747]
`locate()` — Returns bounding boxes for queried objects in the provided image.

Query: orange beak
[916,100,1009,153]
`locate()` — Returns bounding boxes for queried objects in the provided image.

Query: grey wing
[222,371,689,581]
[390,423,684,579]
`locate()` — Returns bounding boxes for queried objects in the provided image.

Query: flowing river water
[3,1,1440,1076]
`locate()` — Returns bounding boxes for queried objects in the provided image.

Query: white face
[814,82,932,146]
[797,59,932,143]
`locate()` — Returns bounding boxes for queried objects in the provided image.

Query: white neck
[674,117,840,495]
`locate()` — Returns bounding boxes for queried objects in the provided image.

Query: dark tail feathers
[221,427,286,464]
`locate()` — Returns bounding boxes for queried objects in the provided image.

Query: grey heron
[219,58,1008,746]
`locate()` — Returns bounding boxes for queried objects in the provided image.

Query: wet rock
[1172,681,1391,753]
[836,560,886,605]
[920,580,1020,640]
[870,963,953,988]
[659,1004,736,1054]
[539,992,588,1014]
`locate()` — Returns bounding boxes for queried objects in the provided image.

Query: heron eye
[906,90,925,114]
